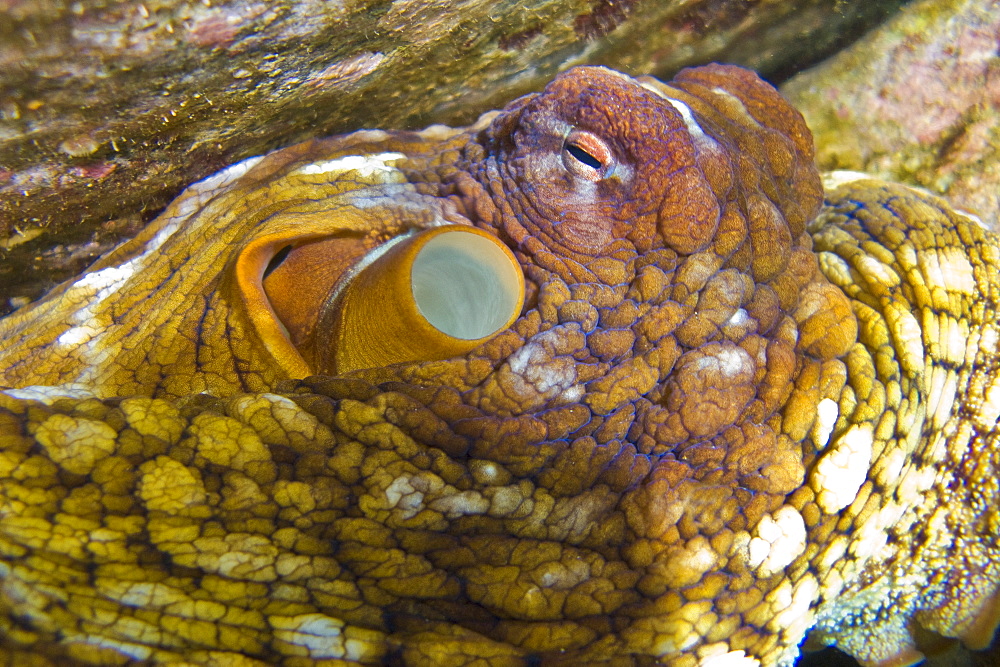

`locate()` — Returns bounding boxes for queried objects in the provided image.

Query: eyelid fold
[562,129,614,180]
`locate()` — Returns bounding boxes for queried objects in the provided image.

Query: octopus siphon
[1,63,999,667]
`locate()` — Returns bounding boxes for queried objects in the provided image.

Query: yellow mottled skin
[1,65,999,666]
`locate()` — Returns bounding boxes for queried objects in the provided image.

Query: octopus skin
[0,63,998,667]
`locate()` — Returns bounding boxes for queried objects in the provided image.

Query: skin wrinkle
[0,65,999,667]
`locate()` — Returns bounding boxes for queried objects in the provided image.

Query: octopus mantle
[0,64,999,667]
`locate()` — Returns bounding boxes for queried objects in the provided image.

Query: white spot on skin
[101,580,187,608]
[173,155,264,220]
[697,649,760,667]
[978,373,1000,430]
[747,506,807,576]
[811,423,874,513]
[982,325,999,357]
[921,248,976,298]
[383,474,426,520]
[72,635,153,661]
[851,514,889,563]
[817,536,849,573]
[873,446,907,488]
[428,491,489,518]
[926,364,957,431]
[821,170,876,190]
[295,152,405,178]
[812,398,839,449]
[855,254,901,289]
[506,330,582,402]
[2,384,96,404]
[896,462,937,505]
[769,574,819,639]
[726,308,749,328]
[56,324,102,347]
[925,310,970,367]
[692,345,753,378]
[271,613,346,659]
[661,96,707,142]
[886,307,925,375]
[638,82,729,160]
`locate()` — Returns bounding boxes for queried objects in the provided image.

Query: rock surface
[782,0,1000,232]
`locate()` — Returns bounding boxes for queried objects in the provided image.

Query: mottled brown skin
[0,65,999,667]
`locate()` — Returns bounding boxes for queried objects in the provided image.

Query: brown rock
[782,0,1000,231]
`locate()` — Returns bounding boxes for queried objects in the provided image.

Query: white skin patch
[925,310,970,367]
[697,649,760,667]
[978,373,1000,430]
[921,247,977,299]
[769,574,819,640]
[896,461,937,506]
[56,324,102,347]
[812,398,839,450]
[271,613,346,659]
[726,308,749,328]
[691,344,754,380]
[506,329,581,401]
[873,446,907,488]
[747,506,807,577]
[850,510,889,563]
[855,254,901,289]
[821,170,876,190]
[926,363,957,431]
[638,82,726,156]
[102,581,187,608]
[811,423,874,513]
[661,97,707,141]
[428,490,489,518]
[73,635,153,661]
[2,383,96,404]
[195,154,264,192]
[383,474,427,520]
[295,152,405,178]
[173,155,264,220]
[886,307,926,375]
[982,325,999,356]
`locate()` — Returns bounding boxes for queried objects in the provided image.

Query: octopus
[0,63,998,667]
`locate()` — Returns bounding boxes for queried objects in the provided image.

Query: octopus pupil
[566,142,602,170]
[263,245,293,279]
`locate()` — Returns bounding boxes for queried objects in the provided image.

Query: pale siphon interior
[410,231,521,340]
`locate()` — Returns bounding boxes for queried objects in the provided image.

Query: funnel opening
[411,230,521,340]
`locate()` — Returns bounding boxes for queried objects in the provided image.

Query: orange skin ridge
[0,64,998,666]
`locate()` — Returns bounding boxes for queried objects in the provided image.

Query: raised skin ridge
[0,65,998,666]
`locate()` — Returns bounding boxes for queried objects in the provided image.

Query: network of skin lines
[0,63,998,667]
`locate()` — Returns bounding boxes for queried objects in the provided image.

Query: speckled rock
[0,0,907,312]
[781,0,1000,231]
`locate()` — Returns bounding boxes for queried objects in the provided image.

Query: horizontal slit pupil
[263,245,293,279]
[567,143,602,170]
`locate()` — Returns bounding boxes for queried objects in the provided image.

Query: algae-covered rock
[782,0,1000,232]
[0,0,906,312]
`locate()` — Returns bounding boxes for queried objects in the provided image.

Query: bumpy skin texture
[0,65,998,666]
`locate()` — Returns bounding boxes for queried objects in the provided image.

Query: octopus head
[467,64,823,277]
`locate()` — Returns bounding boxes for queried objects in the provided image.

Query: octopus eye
[562,130,613,180]
[241,225,525,376]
